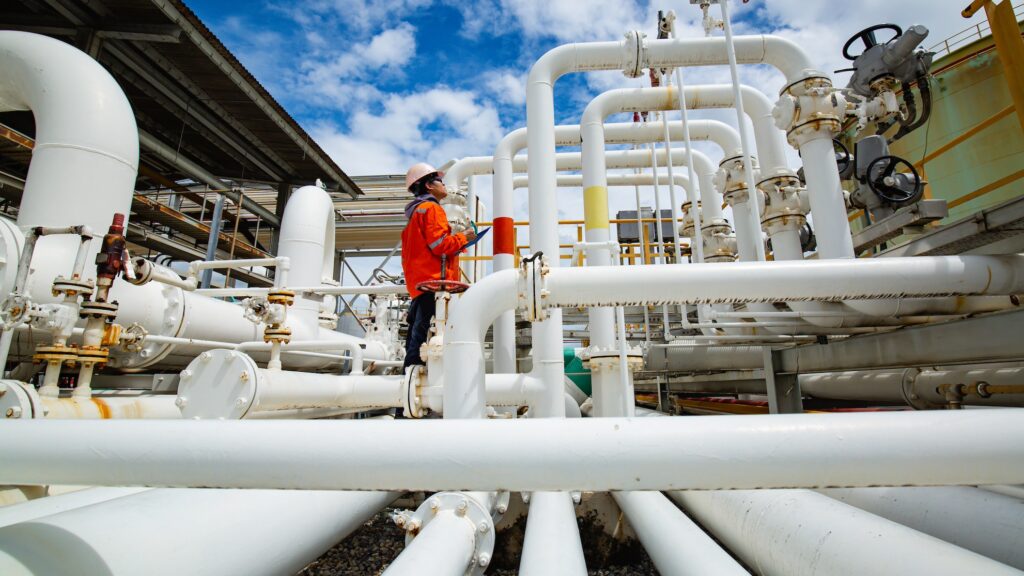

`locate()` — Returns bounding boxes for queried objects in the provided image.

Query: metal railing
[928,1,1024,59]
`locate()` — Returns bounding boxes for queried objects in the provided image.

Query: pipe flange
[79,300,119,319]
[77,346,110,367]
[621,30,647,78]
[267,289,295,306]
[404,492,495,575]
[263,326,292,344]
[900,367,938,410]
[0,380,41,419]
[403,364,425,418]
[51,276,94,298]
[176,349,260,419]
[33,344,79,365]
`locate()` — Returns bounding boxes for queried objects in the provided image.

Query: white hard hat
[405,162,442,191]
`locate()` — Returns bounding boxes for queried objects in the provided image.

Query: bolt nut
[408,518,421,532]
[456,499,468,516]
[235,396,248,406]
[0,382,7,395]
[200,352,212,362]
[478,553,490,567]
[429,498,440,512]
[6,406,22,418]
[478,522,490,533]
[239,371,250,382]
[175,396,188,407]
[180,370,192,380]
[496,504,507,514]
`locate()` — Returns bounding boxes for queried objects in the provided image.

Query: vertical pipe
[200,193,226,289]
[718,0,766,262]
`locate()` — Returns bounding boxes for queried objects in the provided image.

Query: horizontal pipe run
[0,487,150,528]
[2,410,1024,491]
[194,284,407,298]
[612,491,747,576]
[541,256,1024,307]
[670,489,1023,576]
[0,489,396,576]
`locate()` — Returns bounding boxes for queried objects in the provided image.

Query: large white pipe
[276,185,336,336]
[0,488,396,576]
[3,410,1024,490]
[542,255,1024,308]
[801,365,1024,407]
[518,492,587,575]
[382,511,477,576]
[820,487,1024,569]
[670,489,1022,576]
[0,488,149,529]
[0,32,138,296]
[612,491,747,576]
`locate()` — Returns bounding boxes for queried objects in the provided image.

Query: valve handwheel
[866,155,923,207]
[833,139,853,178]
[842,23,903,60]
[415,279,470,294]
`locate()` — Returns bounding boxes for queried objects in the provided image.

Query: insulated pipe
[819,487,1024,570]
[382,511,477,576]
[0,488,397,576]
[612,491,747,576]
[670,489,1023,576]
[541,256,1024,308]
[519,492,587,575]
[4,410,1024,491]
[0,32,137,296]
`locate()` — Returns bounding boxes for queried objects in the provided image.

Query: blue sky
[188,0,981,241]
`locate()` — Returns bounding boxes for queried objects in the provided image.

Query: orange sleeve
[422,203,467,256]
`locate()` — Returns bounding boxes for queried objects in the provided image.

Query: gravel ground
[300,510,658,575]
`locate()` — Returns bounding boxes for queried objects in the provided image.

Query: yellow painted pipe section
[583,185,609,230]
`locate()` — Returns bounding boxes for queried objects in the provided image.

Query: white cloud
[482,69,528,106]
[313,87,506,176]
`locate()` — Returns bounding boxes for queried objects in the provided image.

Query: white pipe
[611,491,747,576]
[3,410,1024,490]
[194,284,407,298]
[0,488,149,529]
[491,120,739,375]
[0,489,396,576]
[542,256,1024,307]
[0,32,138,297]
[277,185,336,334]
[820,487,1024,570]
[519,492,587,575]
[383,511,477,576]
[513,173,690,192]
[720,0,767,262]
[800,365,1024,406]
[670,489,1022,576]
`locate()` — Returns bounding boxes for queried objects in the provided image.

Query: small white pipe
[3,410,1024,491]
[820,487,1024,570]
[612,491,747,576]
[519,492,587,575]
[194,284,407,298]
[513,173,690,193]
[670,489,1022,576]
[0,489,397,576]
[382,511,477,576]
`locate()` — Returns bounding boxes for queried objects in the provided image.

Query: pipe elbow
[0,32,138,172]
[760,35,820,86]
[495,129,527,162]
[446,269,519,343]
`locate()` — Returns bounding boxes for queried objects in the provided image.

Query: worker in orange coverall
[401,162,476,369]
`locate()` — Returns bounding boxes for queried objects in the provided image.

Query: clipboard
[464,226,490,249]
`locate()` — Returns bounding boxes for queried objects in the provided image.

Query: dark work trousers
[404,292,437,368]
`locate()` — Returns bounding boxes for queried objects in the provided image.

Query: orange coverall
[401,199,467,298]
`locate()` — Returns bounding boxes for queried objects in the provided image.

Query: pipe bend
[446,269,519,344]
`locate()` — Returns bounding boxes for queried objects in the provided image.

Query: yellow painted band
[583,185,609,230]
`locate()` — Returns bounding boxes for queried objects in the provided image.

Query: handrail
[930,1,1024,59]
